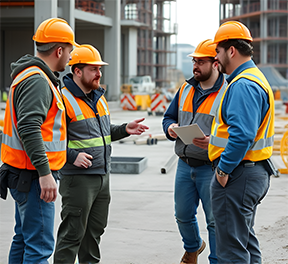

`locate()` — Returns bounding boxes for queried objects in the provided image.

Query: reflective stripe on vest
[209,68,274,161]
[62,88,111,149]
[62,88,85,121]
[68,135,111,149]
[179,80,227,117]
[1,66,67,170]
[174,78,228,160]
[3,67,66,151]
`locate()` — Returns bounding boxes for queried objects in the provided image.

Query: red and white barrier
[150,93,167,113]
[120,93,137,110]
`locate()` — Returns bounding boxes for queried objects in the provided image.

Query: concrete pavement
[0,109,288,264]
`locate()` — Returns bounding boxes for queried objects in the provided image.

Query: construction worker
[53,44,149,263]
[0,18,78,263]
[162,39,227,264]
[208,21,275,263]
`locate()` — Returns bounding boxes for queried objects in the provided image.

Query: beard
[193,67,213,82]
[56,59,67,72]
[217,62,226,74]
[81,76,100,91]
[217,54,229,74]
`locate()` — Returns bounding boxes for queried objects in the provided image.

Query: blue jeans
[8,179,55,264]
[175,159,217,263]
[211,162,270,263]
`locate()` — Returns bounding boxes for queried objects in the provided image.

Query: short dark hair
[71,63,87,73]
[36,42,70,56]
[217,39,253,57]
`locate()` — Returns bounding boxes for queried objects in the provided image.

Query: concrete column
[58,0,75,82]
[121,27,137,84]
[58,0,75,30]
[104,0,121,101]
[127,28,138,81]
[34,0,58,55]
[34,0,58,31]
[260,0,267,65]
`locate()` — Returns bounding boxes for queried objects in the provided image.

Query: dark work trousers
[54,173,110,264]
[210,162,270,264]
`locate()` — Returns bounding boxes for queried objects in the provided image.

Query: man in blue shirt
[208,21,275,263]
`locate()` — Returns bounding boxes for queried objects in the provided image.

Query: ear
[74,67,82,77]
[56,46,63,58]
[212,60,218,69]
[229,46,237,58]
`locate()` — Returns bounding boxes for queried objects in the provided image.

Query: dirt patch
[258,216,288,264]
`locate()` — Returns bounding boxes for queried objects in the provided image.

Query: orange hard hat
[68,44,108,66]
[188,39,216,58]
[212,21,253,44]
[33,18,79,47]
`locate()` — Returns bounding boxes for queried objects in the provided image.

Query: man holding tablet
[162,39,227,264]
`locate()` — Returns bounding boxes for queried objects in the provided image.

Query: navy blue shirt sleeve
[162,89,180,141]
[218,78,269,174]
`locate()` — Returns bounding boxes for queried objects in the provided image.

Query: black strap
[180,157,212,167]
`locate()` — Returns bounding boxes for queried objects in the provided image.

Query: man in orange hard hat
[162,39,227,264]
[0,18,78,263]
[208,21,275,263]
[53,44,149,263]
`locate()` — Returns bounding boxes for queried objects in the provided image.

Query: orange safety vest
[208,67,274,162]
[62,87,111,150]
[61,86,111,175]
[175,78,227,159]
[1,66,67,170]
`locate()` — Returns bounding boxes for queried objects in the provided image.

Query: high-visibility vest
[208,67,274,162]
[175,77,227,159]
[61,87,111,174]
[1,66,67,170]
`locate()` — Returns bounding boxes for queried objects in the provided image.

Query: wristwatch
[216,166,229,177]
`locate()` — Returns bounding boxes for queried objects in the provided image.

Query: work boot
[180,240,206,264]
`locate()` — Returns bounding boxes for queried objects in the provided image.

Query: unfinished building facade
[0,0,176,100]
[121,0,176,89]
[220,0,288,78]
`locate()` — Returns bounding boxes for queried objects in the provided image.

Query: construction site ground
[0,107,288,264]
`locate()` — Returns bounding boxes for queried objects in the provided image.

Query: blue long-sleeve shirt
[217,60,270,174]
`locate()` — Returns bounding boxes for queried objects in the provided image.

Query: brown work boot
[180,240,206,264]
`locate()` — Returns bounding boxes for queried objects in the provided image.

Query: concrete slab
[0,110,288,264]
[111,156,148,174]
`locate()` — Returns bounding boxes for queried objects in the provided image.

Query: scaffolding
[220,0,288,78]
[121,0,176,88]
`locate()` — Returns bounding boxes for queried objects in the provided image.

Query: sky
[174,0,220,47]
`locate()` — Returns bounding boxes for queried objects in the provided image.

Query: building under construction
[0,0,176,100]
[220,0,288,79]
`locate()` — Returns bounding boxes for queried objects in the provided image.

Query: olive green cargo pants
[54,173,110,264]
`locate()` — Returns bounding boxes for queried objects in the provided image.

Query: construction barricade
[148,93,167,116]
[120,93,137,110]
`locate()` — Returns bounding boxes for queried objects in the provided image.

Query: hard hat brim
[188,52,215,58]
[68,61,109,66]
[85,61,109,66]
[72,41,80,47]
[209,36,253,46]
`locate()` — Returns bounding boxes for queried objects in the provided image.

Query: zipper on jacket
[86,95,108,174]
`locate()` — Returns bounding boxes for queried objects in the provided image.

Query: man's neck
[227,57,251,76]
[36,53,56,72]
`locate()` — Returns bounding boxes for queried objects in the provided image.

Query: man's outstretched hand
[126,118,149,135]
